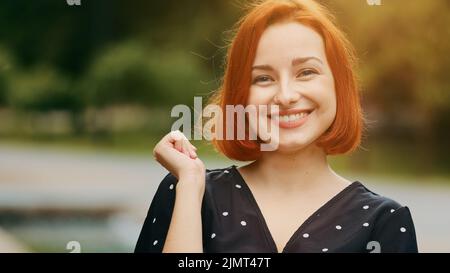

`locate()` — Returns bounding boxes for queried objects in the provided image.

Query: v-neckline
[230,165,360,253]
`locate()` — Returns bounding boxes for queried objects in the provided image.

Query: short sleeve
[370,206,418,253]
[134,172,178,253]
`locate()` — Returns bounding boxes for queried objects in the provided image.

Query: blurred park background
[0,0,449,252]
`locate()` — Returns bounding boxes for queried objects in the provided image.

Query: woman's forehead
[254,22,326,65]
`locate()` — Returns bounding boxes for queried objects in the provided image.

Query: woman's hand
[153,130,205,190]
[154,130,205,253]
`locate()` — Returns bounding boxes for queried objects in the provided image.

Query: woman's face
[247,22,337,153]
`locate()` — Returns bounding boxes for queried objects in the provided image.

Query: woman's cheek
[248,87,274,105]
[248,87,263,104]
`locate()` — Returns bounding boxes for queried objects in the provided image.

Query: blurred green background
[0,0,449,175]
[0,0,449,252]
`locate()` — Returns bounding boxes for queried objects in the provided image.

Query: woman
[135,0,418,253]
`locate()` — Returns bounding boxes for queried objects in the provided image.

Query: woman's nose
[273,81,301,106]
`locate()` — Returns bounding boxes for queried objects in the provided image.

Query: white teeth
[276,112,309,122]
[271,111,312,123]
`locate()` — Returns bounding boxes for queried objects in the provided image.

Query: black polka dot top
[135,165,418,253]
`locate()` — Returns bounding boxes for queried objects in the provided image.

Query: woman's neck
[245,143,347,192]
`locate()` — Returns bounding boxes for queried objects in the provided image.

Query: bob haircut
[208,0,364,161]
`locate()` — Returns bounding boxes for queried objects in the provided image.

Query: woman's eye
[297,69,317,79]
[253,75,273,84]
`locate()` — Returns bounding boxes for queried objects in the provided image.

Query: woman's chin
[271,140,311,153]
[257,131,318,153]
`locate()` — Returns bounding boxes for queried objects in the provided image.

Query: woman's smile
[269,108,314,129]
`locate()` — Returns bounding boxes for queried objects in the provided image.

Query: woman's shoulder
[350,181,406,213]
[347,181,416,234]
[352,182,418,252]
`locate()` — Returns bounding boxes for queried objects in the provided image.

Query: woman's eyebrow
[251,64,274,71]
[292,56,323,66]
[252,56,323,71]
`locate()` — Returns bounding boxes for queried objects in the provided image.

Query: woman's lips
[268,109,313,129]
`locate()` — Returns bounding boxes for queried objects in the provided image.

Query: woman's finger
[167,130,181,145]
[166,130,197,158]
[182,139,191,157]
[170,131,187,154]
[187,140,197,159]
[174,138,183,153]
[188,143,197,158]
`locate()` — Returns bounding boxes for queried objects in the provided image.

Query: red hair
[208,0,363,161]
